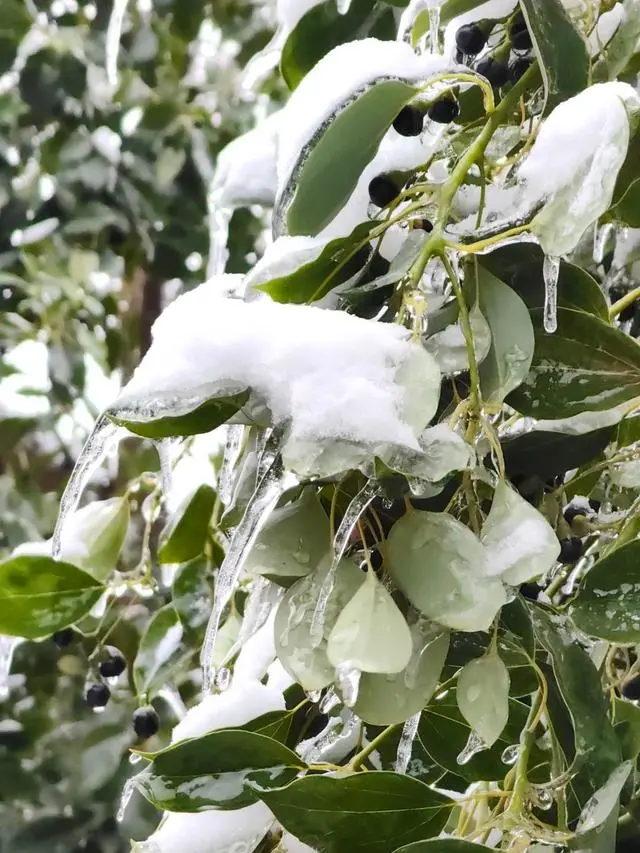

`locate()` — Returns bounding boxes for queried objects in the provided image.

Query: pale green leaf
[457,652,510,747]
[424,304,491,374]
[327,569,413,674]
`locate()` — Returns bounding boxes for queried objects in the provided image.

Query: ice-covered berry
[132,705,160,739]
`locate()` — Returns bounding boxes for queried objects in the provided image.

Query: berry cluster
[455,12,533,88]
[52,629,161,740]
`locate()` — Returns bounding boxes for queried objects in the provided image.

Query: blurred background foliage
[0,1,280,849]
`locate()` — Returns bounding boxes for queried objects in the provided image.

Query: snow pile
[519,82,640,256]
[112,283,441,475]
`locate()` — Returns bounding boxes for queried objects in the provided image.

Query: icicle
[206,185,232,280]
[222,577,281,666]
[117,776,138,823]
[200,457,298,693]
[456,730,487,765]
[0,636,19,701]
[52,415,120,558]
[241,37,284,91]
[215,667,231,691]
[542,255,560,334]
[255,428,277,485]
[501,744,520,765]
[299,710,360,764]
[154,438,174,499]
[218,425,245,508]
[335,664,361,707]
[336,0,353,13]
[397,0,428,45]
[395,712,421,773]
[593,222,614,265]
[309,480,378,647]
[157,684,187,720]
[105,0,130,90]
[428,3,442,54]
[319,687,341,714]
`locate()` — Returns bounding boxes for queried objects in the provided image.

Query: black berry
[511,473,544,507]
[589,498,601,513]
[370,549,384,573]
[428,97,460,124]
[85,682,111,708]
[520,582,542,601]
[455,23,487,55]
[132,705,160,739]
[413,218,433,232]
[475,55,510,87]
[558,537,583,564]
[368,176,401,208]
[509,57,532,84]
[622,677,640,701]
[564,503,588,525]
[99,653,127,679]
[52,628,75,649]
[509,20,532,50]
[393,105,424,137]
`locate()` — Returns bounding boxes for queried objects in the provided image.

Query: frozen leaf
[245,490,330,583]
[386,511,507,632]
[354,625,449,726]
[481,481,560,585]
[53,497,129,581]
[327,569,413,674]
[457,652,510,748]
[573,761,633,837]
[476,267,535,406]
[382,424,474,484]
[424,303,491,374]
[157,484,216,564]
[133,605,185,699]
[274,555,363,690]
[212,608,243,668]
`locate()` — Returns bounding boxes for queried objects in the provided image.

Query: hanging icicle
[105,0,130,90]
[542,255,560,334]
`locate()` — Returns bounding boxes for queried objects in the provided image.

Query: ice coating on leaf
[575,761,633,834]
[383,423,475,483]
[233,610,278,683]
[113,285,440,474]
[424,303,492,374]
[274,555,363,691]
[327,569,413,674]
[277,0,324,32]
[457,653,510,747]
[171,680,284,743]
[245,234,329,298]
[276,38,452,191]
[277,831,318,853]
[482,481,560,585]
[137,803,274,853]
[387,511,507,631]
[518,83,640,256]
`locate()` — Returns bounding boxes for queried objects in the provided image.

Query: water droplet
[309,480,378,647]
[456,730,487,765]
[534,788,554,810]
[129,752,143,766]
[543,255,560,334]
[395,712,421,773]
[501,744,520,765]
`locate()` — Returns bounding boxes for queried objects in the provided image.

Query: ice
[117,776,137,823]
[201,462,297,693]
[233,609,278,682]
[456,730,487,765]
[501,744,519,765]
[518,83,640,256]
[205,190,232,279]
[0,636,19,701]
[278,832,318,853]
[52,415,121,558]
[218,425,245,508]
[542,256,560,334]
[298,709,361,764]
[335,664,361,706]
[395,712,421,773]
[105,0,129,89]
[136,803,274,853]
[309,480,378,647]
[171,679,284,743]
[154,438,175,498]
[113,286,440,468]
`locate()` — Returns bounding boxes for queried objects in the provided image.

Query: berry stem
[346,723,398,770]
[610,285,640,320]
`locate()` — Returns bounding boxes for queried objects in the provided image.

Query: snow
[233,610,277,683]
[137,803,274,853]
[277,0,323,32]
[171,679,284,743]
[442,0,517,56]
[276,38,454,194]
[588,4,623,55]
[278,831,318,853]
[114,284,440,462]
[213,111,281,208]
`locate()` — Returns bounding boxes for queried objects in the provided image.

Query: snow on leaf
[481,480,560,585]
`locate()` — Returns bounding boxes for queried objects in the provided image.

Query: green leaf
[518,0,589,103]
[395,842,494,853]
[476,266,534,405]
[135,729,305,812]
[354,629,449,726]
[251,223,376,304]
[274,556,363,690]
[244,490,329,584]
[258,771,451,853]
[481,481,560,585]
[424,303,491,374]
[327,569,413,673]
[386,511,507,632]
[281,0,395,90]
[594,0,640,82]
[531,607,622,807]
[133,605,185,698]
[457,652,510,747]
[381,425,474,485]
[569,762,633,852]
[613,697,640,761]
[279,79,421,237]
[172,556,214,630]
[501,426,614,482]
[109,390,250,440]
[239,709,296,745]
[0,555,103,639]
[569,540,640,642]
[57,497,129,581]
[611,131,640,226]
[157,484,216,564]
